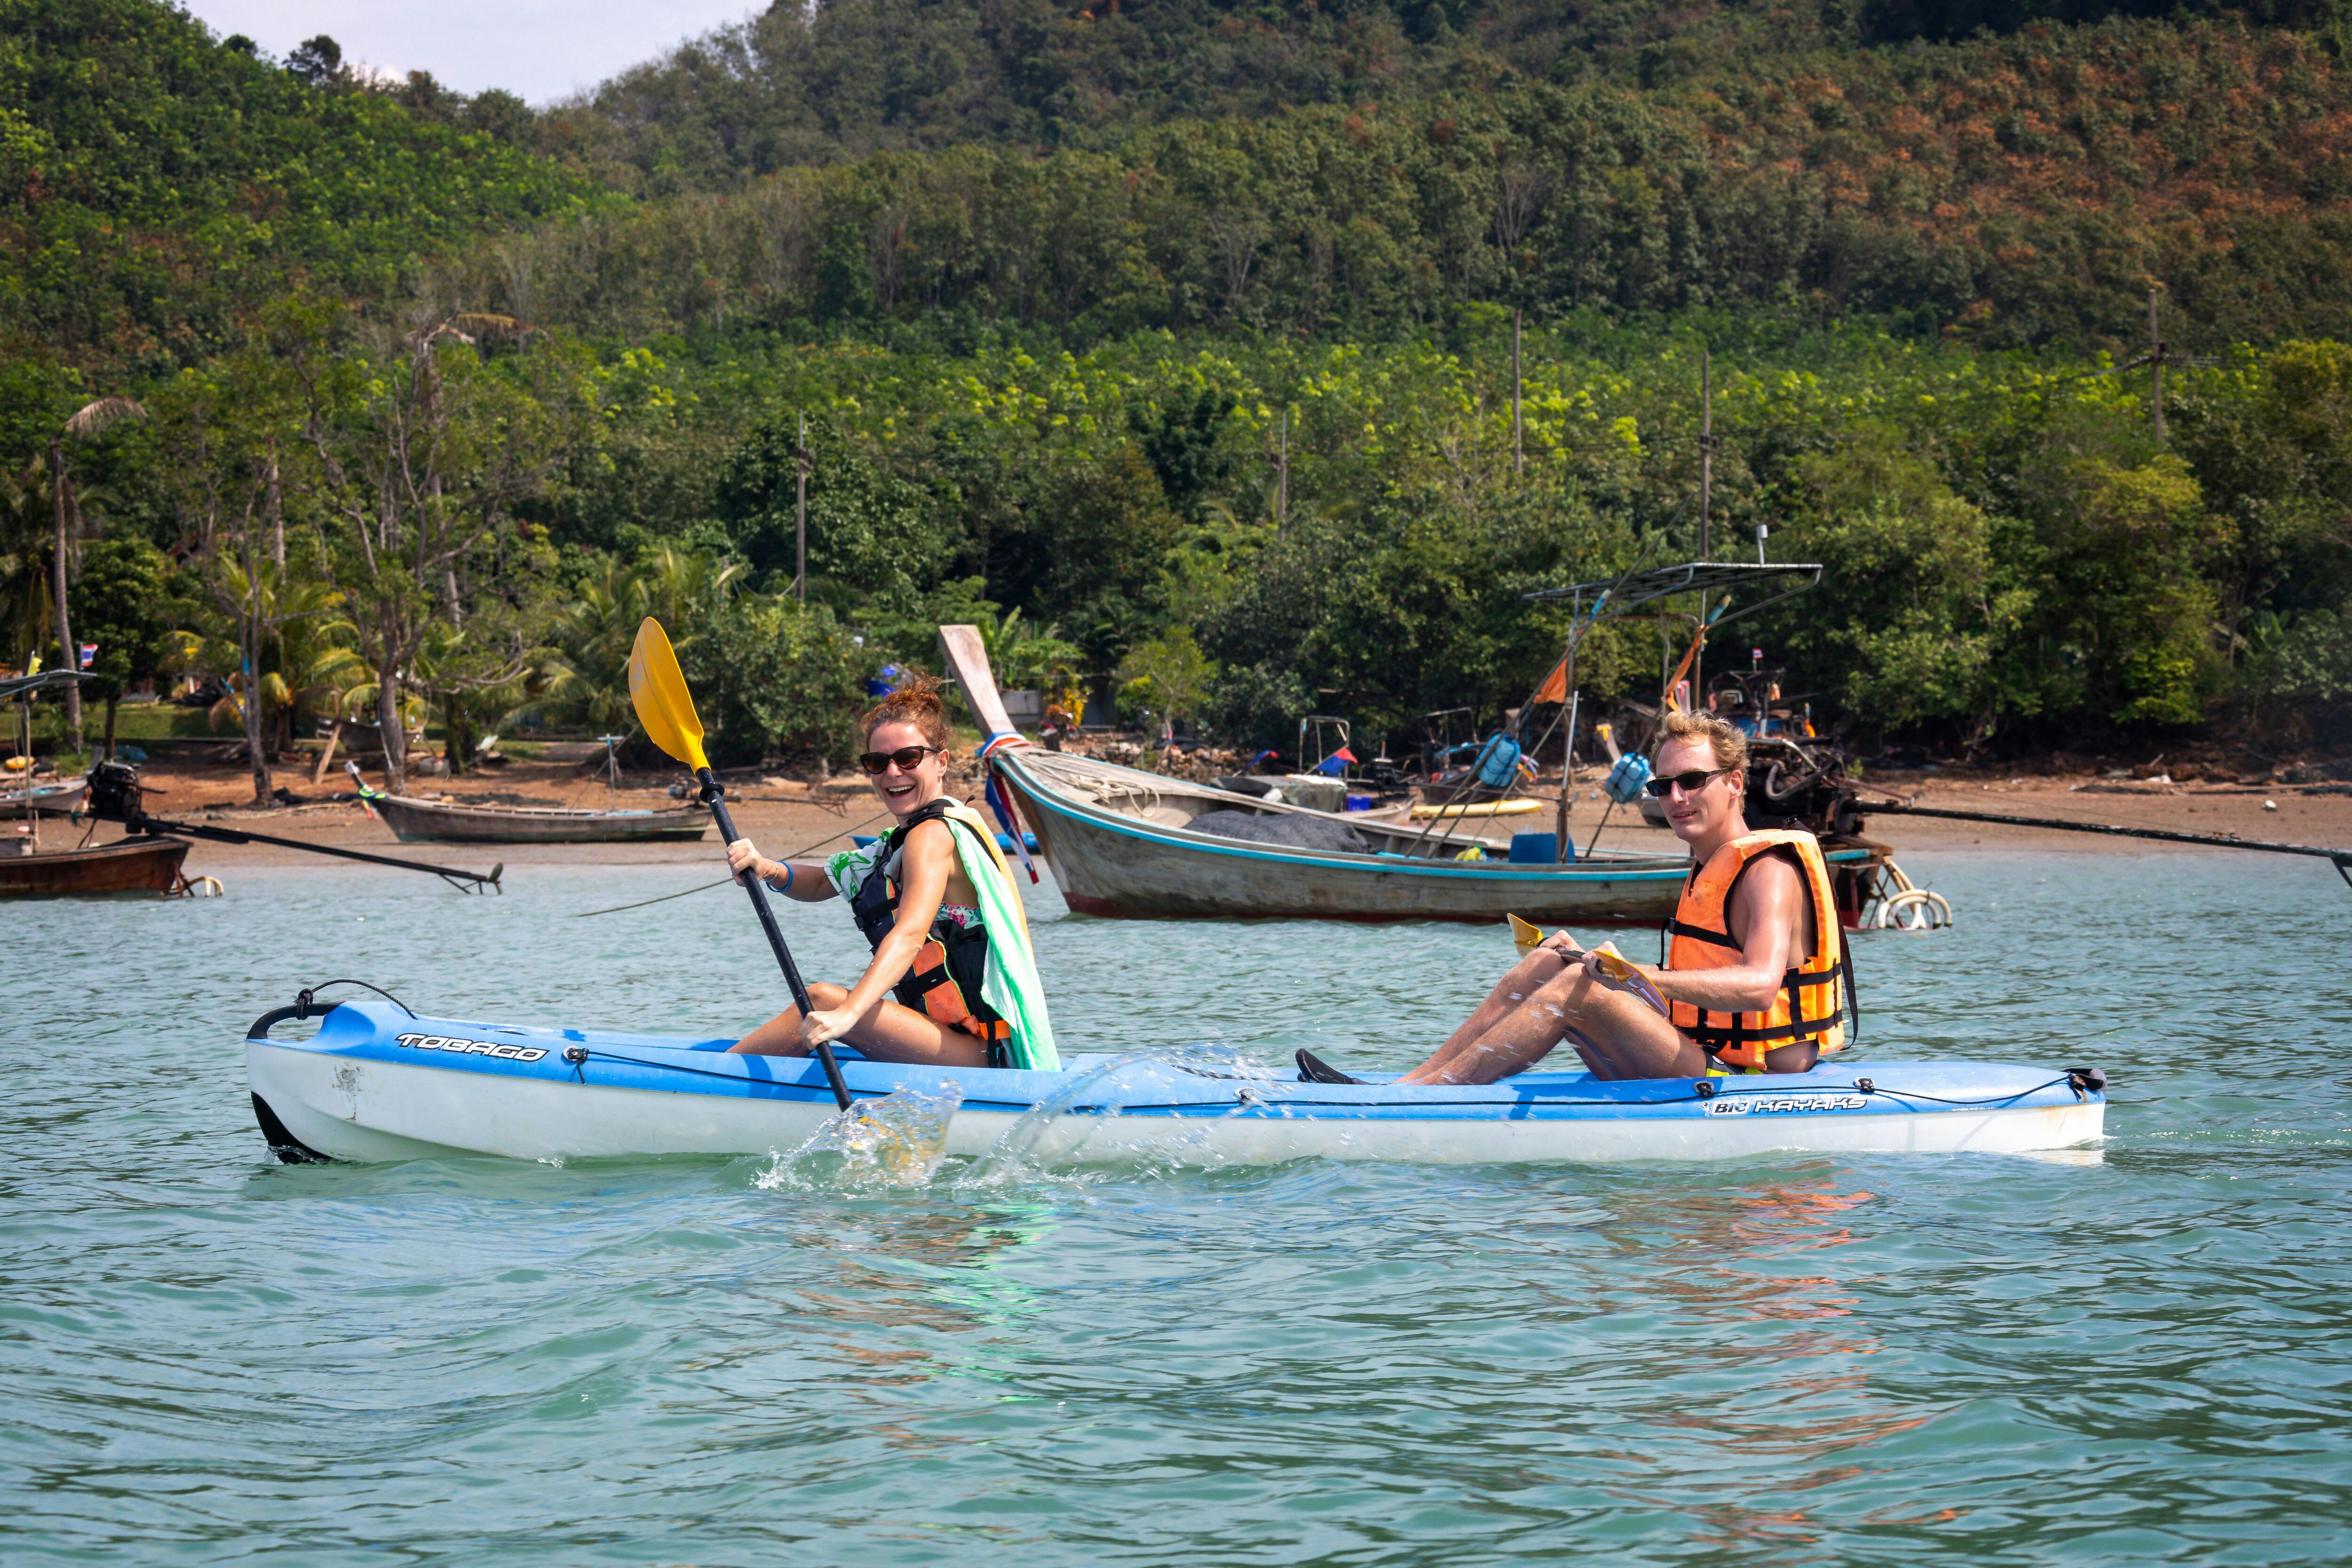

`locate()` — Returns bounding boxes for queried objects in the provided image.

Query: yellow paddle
[628,617,853,1111]
[1505,913,1671,1017]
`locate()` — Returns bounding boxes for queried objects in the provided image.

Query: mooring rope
[569,809,894,918]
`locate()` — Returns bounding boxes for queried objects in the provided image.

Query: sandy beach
[70,750,2352,881]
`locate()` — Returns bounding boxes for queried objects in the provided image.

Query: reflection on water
[2,853,2349,1562]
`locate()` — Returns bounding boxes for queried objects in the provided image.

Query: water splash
[756,1083,964,1190]
[962,1044,1284,1185]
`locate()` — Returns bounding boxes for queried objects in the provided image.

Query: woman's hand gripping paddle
[628,617,855,1112]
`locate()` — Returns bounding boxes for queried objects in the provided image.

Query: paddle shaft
[700,770,854,1111]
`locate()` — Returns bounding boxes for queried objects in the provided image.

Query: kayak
[245,996,2106,1167]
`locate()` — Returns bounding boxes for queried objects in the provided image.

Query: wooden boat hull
[0,835,189,895]
[369,793,712,845]
[995,752,1691,925]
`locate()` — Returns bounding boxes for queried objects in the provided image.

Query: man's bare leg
[731,982,992,1068]
[1401,965,1708,1085]
[1426,947,1573,1058]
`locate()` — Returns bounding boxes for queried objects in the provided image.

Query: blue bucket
[1508,832,1568,863]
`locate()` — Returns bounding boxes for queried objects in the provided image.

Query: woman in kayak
[720,678,1059,1071]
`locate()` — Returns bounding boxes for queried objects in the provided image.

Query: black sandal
[1295,1048,1367,1085]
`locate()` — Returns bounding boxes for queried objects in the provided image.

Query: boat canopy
[0,668,93,703]
[1526,561,1822,629]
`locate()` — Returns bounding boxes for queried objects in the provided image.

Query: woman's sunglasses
[1642,766,1733,799]
[858,745,945,776]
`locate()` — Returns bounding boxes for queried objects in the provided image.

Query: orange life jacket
[848,802,1011,1054]
[1664,829,1849,1072]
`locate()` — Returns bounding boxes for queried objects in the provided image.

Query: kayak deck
[244,998,2106,1167]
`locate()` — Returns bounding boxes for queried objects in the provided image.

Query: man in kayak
[1304,710,1847,1085]
[719,678,1058,1071]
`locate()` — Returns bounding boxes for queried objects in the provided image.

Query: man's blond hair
[1657,709,1748,776]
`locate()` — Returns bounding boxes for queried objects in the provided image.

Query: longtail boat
[0,835,189,896]
[358,786,711,846]
[937,625,1707,925]
[0,776,87,818]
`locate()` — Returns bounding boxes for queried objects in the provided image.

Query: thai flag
[77,643,97,670]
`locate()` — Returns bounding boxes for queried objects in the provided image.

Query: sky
[180,1,764,104]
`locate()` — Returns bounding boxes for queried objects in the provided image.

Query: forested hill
[570,0,2352,191]
[19,0,2352,368]
[455,16,2352,354]
[0,0,600,369]
[9,0,2352,772]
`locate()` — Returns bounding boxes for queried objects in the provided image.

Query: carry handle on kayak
[248,1000,342,1040]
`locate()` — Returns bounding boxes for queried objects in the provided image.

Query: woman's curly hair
[861,674,953,750]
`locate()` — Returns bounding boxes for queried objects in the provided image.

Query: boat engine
[82,758,149,828]
[1740,736,1863,837]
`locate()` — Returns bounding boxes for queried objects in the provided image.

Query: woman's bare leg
[730,982,846,1055]
[1402,966,1706,1085]
[730,983,992,1069]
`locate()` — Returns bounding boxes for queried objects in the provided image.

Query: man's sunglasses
[1642,766,1734,799]
[858,745,945,776]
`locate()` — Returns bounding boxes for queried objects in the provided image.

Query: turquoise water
[5,851,2348,1564]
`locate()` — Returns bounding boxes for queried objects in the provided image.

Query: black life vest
[848,800,1008,1056]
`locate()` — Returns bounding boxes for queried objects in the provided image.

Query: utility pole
[47,437,81,750]
[1693,348,1713,711]
[1511,309,1524,474]
[2148,287,2166,442]
[1276,412,1289,535]
[794,412,809,606]
[268,446,284,568]
[1698,348,1712,560]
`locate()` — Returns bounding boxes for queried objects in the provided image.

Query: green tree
[69,534,173,754]
[1041,445,1184,665]
[1117,628,1218,744]
[38,396,148,748]
[715,414,955,610]
[539,544,744,737]
[294,307,591,789]
[681,596,866,767]
[1776,430,2019,742]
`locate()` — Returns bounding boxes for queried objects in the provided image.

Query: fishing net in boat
[1187,808,1372,854]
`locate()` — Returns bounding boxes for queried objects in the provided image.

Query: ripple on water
[3,853,2350,1564]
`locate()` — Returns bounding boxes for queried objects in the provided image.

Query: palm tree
[48,398,147,749]
[536,546,741,736]
[409,620,537,776]
[0,461,56,670]
[164,562,358,805]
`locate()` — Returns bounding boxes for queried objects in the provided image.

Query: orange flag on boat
[1533,653,1569,705]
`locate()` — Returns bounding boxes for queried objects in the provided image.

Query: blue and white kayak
[244,997,2106,1167]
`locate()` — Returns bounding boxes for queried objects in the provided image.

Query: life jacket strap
[1663,916,1742,951]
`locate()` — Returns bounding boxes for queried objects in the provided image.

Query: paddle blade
[1508,912,1548,952]
[628,618,709,773]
